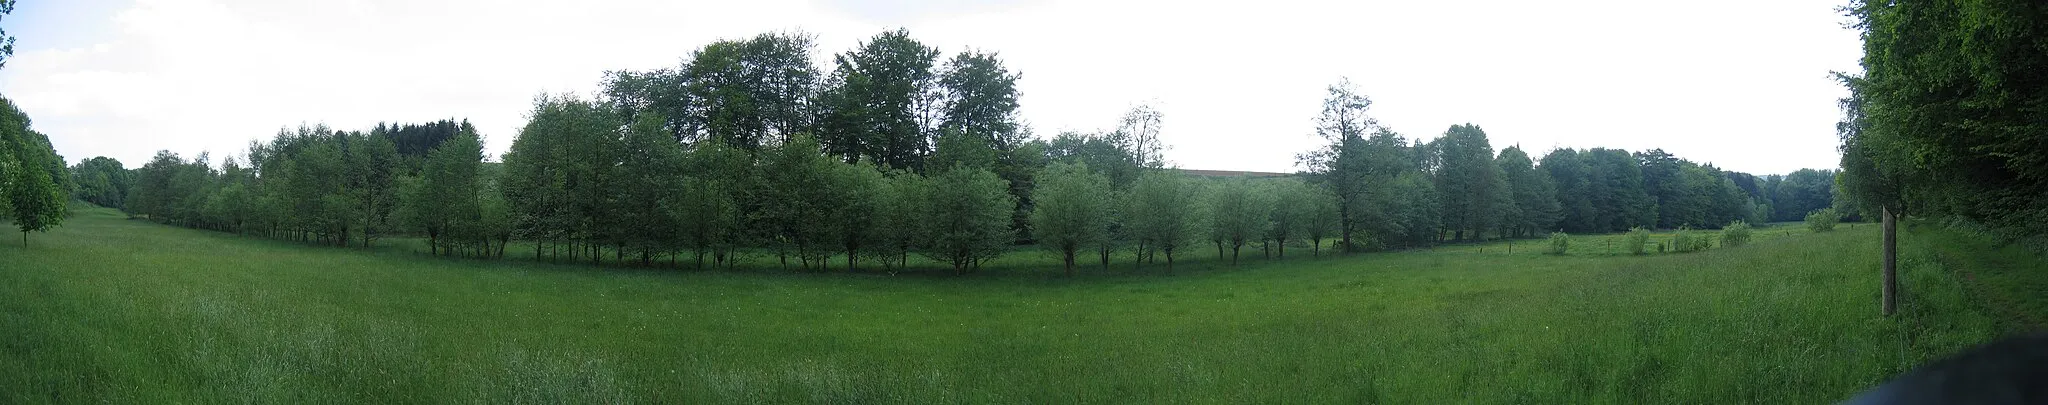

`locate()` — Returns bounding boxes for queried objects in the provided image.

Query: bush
[1625,227,1650,255]
[1673,227,1716,253]
[1546,232,1570,255]
[1722,220,1753,247]
[1806,208,1839,232]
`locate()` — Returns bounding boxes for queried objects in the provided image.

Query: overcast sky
[0,0,1862,175]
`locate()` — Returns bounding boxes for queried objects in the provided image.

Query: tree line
[79,29,1842,274]
[1835,0,2048,315]
[1295,80,1836,253]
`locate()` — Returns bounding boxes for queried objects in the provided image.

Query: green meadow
[1,206,2033,403]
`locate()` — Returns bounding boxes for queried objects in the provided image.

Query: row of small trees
[100,28,1851,274]
[124,121,491,253]
[1293,81,1808,255]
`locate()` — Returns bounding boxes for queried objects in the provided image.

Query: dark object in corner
[1845,335,2048,405]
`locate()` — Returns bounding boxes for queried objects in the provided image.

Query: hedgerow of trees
[96,28,1848,275]
[1833,0,2048,315]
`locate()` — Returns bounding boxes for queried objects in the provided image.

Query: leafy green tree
[613,114,687,265]
[1636,149,1683,228]
[828,161,888,271]
[818,29,940,171]
[128,151,185,222]
[0,97,69,243]
[935,53,1041,241]
[678,32,820,149]
[1543,148,1657,233]
[1771,169,1836,222]
[1386,171,1442,248]
[929,127,998,172]
[349,134,400,247]
[1048,130,1141,189]
[869,170,928,272]
[406,133,482,256]
[1030,162,1111,275]
[1266,178,1317,259]
[503,94,620,262]
[1541,148,1596,232]
[920,166,1015,274]
[1496,146,1559,238]
[1296,79,1379,253]
[939,51,1023,150]
[70,156,133,209]
[756,134,845,270]
[1126,170,1200,271]
[1431,124,1508,241]
[1204,178,1271,266]
[1301,185,1341,257]
[0,0,15,69]
[6,128,62,244]
[678,141,749,269]
[477,171,513,259]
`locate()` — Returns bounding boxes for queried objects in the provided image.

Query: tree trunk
[1882,207,1898,316]
[1134,242,1146,270]
[1340,207,1353,254]
[1064,248,1075,276]
[1277,238,1286,259]
[1166,249,1175,273]
[1231,243,1240,266]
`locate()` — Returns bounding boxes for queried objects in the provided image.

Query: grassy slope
[0,207,2024,403]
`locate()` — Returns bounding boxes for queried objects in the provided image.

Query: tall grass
[0,207,2019,402]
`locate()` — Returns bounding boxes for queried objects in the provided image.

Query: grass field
[0,206,2035,403]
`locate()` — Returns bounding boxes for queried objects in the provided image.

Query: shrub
[1806,208,1839,232]
[1722,220,1753,247]
[1546,232,1570,255]
[1626,227,1650,255]
[1673,227,1716,253]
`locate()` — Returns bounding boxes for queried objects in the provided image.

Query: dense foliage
[1,95,70,244]
[1626,227,1650,255]
[1836,0,2048,242]
[1546,232,1570,255]
[81,28,1846,272]
[1723,221,1753,248]
[1807,208,1839,233]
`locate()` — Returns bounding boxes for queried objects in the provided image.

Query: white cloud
[0,0,1860,174]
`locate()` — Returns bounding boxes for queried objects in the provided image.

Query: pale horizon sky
[0,0,1863,175]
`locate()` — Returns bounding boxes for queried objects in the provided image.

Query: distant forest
[25,29,1849,273]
